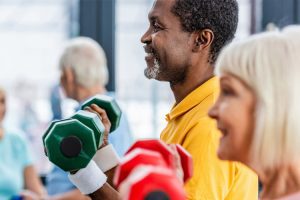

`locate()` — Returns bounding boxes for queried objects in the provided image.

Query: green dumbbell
[43,110,104,153]
[43,95,122,171]
[43,119,65,157]
[43,118,97,171]
[81,94,122,132]
[71,110,105,148]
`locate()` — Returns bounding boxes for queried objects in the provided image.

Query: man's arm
[49,189,91,200]
[47,167,119,200]
[88,183,121,200]
[105,167,117,188]
[68,144,122,200]
[92,144,120,188]
[68,164,121,200]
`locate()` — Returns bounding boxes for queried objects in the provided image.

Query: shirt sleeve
[181,117,258,200]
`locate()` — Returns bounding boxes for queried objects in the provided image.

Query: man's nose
[141,29,151,44]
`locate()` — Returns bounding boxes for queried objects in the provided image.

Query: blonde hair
[215,27,300,172]
[59,37,108,87]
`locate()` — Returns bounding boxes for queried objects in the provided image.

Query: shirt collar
[165,76,218,121]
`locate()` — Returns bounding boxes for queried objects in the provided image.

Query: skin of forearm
[88,183,121,200]
[66,167,119,200]
[105,167,117,189]
[48,189,91,200]
[24,166,46,196]
[50,168,119,200]
[68,158,119,200]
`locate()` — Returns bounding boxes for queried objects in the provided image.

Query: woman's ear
[192,29,214,52]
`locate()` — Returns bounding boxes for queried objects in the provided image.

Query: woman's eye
[221,88,233,96]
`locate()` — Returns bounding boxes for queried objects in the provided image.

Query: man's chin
[144,75,154,80]
[144,68,159,80]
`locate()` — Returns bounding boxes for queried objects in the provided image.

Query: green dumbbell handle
[71,110,105,148]
[81,95,122,132]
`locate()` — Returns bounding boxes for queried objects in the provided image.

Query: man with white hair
[46,37,133,200]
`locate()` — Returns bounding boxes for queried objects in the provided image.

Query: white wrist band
[93,144,120,172]
[68,161,107,195]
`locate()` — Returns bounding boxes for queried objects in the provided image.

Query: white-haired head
[59,37,108,88]
[215,26,300,174]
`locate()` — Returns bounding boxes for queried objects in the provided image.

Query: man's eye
[152,22,161,32]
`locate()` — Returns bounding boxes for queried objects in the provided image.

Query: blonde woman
[209,27,300,199]
[0,87,45,199]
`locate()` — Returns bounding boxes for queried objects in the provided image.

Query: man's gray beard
[144,58,161,79]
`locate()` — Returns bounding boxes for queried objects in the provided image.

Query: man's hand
[84,104,111,148]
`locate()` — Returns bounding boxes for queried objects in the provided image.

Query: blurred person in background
[11,80,54,184]
[0,86,45,200]
[46,37,133,200]
[209,26,300,199]
[49,84,63,121]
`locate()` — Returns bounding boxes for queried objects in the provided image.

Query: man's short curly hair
[171,0,239,64]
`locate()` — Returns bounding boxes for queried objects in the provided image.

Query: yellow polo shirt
[161,77,258,200]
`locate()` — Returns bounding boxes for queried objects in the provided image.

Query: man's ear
[64,67,75,84]
[192,29,214,52]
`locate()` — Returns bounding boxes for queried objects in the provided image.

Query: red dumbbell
[126,139,193,182]
[119,165,185,200]
[125,140,175,168]
[174,144,193,182]
[114,148,168,188]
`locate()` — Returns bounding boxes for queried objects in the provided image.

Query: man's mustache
[143,45,159,60]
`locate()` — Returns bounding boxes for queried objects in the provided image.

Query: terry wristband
[68,161,107,195]
[93,144,121,172]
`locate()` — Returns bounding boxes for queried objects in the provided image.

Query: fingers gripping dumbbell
[43,95,122,172]
[81,94,122,132]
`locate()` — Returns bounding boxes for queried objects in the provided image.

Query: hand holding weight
[43,95,122,172]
